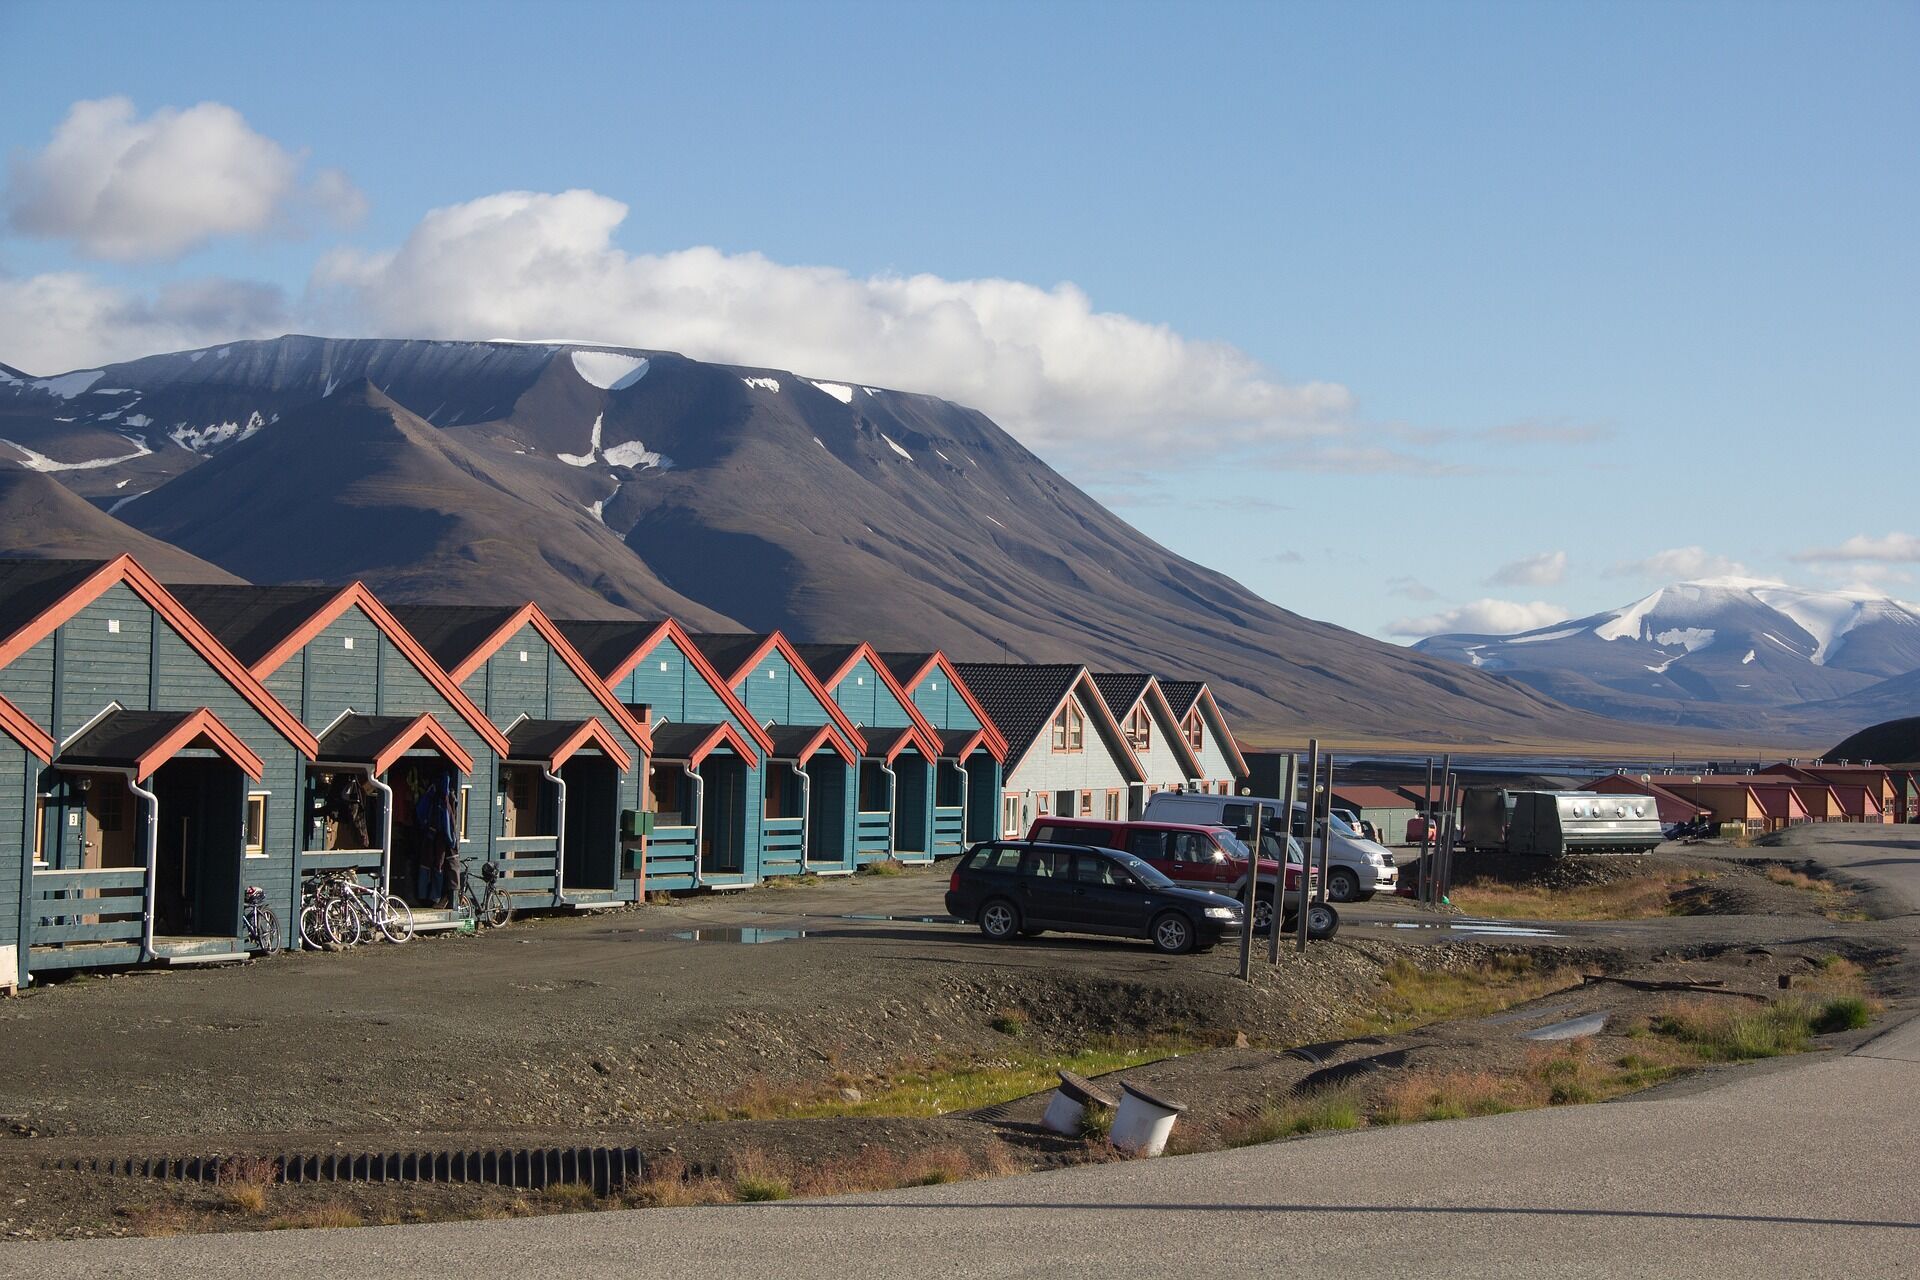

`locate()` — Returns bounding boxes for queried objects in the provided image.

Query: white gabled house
[1090,673,1207,814]
[1157,679,1249,796]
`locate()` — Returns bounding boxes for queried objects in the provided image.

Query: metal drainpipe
[126,770,159,962]
[366,769,395,902]
[794,760,813,870]
[682,763,705,887]
[543,766,567,907]
[880,759,899,855]
[953,758,969,845]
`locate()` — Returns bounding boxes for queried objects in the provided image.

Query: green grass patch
[1651,998,1815,1061]
[1344,954,1580,1037]
[1226,1087,1366,1147]
[1449,869,1708,921]
[1813,995,1874,1033]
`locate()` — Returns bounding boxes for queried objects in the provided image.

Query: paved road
[7,826,1915,1279]
[1769,823,1920,914]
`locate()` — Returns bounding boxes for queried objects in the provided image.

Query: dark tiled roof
[937,727,988,758]
[876,651,935,685]
[1089,672,1153,719]
[0,558,108,643]
[1158,680,1205,718]
[553,619,667,679]
[651,721,731,759]
[387,604,524,671]
[59,708,196,768]
[872,725,926,759]
[169,583,342,666]
[317,713,427,764]
[950,663,1083,770]
[687,632,772,682]
[792,643,863,684]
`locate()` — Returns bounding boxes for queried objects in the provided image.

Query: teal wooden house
[0,693,54,991]
[880,651,1008,853]
[688,632,869,874]
[387,603,653,909]
[0,556,321,983]
[793,643,945,864]
[556,617,774,889]
[170,583,517,924]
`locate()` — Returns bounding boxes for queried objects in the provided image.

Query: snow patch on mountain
[31,370,104,399]
[559,414,604,467]
[170,413,265,454]
[742,376,781,393]
[1654,627,1715,652]
[558,413,670,471]
[571,351,650,391]
[1508,627,1581,645]
[882,434,913,461]
[2,433,152,472]
[808,380,854,404]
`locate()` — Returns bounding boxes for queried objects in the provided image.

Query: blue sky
[2,0,1914,640]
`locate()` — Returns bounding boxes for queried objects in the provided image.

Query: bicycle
[242,886,281,956]
[337,872,415,944]
[298,871,363,949]
[449,853,513,929]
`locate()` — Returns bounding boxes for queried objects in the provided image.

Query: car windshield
[1258,832,1306,863]
[1214,830,1251,858]
[1109,851,1174,889]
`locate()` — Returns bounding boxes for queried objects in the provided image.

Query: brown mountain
[0,464,238,583]
[0,336,1777,747]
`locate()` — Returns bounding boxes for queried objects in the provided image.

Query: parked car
[1023,816,1317,935]
[945,840,1245,954]
[1143,792,1398,903]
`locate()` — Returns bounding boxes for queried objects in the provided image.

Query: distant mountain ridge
[1414,577,1920,731]
[0,334,1796,747]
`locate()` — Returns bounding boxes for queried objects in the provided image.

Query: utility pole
[1238,802,1265,981]
[1420,756,1435,906]
[1297,738,1318,953]
[1267,752,1296,964]
[1317,751,1335,902]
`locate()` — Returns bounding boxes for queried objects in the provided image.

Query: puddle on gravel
[1522,1011,1611,1041]
[825,912,960,925]
[1386,919,1565,938]
[666,928,810,945]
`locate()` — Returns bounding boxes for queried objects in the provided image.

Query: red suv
[1025,817,1316,935]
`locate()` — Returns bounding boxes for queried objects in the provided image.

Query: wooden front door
[81,778,139,869]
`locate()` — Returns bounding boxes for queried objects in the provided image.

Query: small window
[1078,789,1093,816]
[1183,710,1203,750]
[1021,847,1071,878]
[1104,789,1122,820]
[1073,853,1121,886]
[971,843,1023,872]
[1001,793,1022,836]
[343,635,355,650]
[1035,793,1051,817]
[1124,829,1167,860]
[32,793,48,865]
[1050,699,1085,753]
[245,794,269,857]
[1124,706,1151,752]
[458,785,472,842]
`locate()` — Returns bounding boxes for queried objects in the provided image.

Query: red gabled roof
[770,722,862,766]
[436,602,653,755]
[362,713,476,777]
[657,720,761,769]
[810,641,950,765]
[1021,670,1149,785]
[134,708,268,782]
[244,582,512,759]
[1329,784,1420,810]
[507,716,634,772]
[587,618,775,758]
[890,651,1009,761]
[711,631,869,756]
[0,691,52,760]
[0,555,317,759]
[874,722,944,766]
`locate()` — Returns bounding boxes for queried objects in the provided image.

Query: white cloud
[1386,576,1441,602]
[1608,546,1748,580]
[1791,533,1920,563]
[0,272,285,375]
[310,189,1354,457]
[5,97,364,261]
[1389,599,1570,638]
[1486,550,1567,587]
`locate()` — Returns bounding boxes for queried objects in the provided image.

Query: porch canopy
[60,707,264,781]
[649,720,760,767]
[935,726,991,762]
[316,712,475,775]
[505,717,633,771]
[765,723,859,764]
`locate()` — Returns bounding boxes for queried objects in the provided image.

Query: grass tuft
[989,1008,1028,1037]
[1651,997,1814,1061]
[1078,1102,1115,1141]
[1346,955,1580,1037]
[1450,869,1707,920]
[266,1201,364,1231]
[859,858,909,877]
[1813,995,1875,1033]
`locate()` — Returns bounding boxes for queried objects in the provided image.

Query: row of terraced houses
[0,556,1248,989]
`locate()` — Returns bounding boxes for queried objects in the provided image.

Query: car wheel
[1327,868,1360,903]
[1151,911,1195,955]
[1250,894,1275,934]
[979,899,1021,941]
[1306,902,1340,940]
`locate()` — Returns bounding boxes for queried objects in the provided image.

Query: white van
[1142,792,1398,902]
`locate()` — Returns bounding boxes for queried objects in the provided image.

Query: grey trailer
[1505,791,1662,856]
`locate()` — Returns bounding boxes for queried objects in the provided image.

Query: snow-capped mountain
[1414,578,1920,725]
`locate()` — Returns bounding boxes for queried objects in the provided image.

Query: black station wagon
[945,840,1245,955]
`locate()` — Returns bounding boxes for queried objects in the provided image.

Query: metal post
[1268,752,1296,964]
[543,766,567,907]
[1437,764,1457,904]
[1316,752,1335,902]
[1420,757,1435,906]
[1237,803,1265,981]
[1432,754,1452,904]
[1297,739,1318,953]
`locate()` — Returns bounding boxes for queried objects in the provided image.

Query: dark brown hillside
[0,465,238,583]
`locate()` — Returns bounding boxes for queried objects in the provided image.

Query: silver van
[1142,792,1399,902]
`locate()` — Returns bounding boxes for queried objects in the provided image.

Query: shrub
[1651,997,1813,1061]
[1814,995,1874,1034]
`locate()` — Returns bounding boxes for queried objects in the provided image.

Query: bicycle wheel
[452,878,478,920]
[325,895,364,948]
[248,905,282,956]
[299,900,331,950]
[378,894,415,944]
[482,886,513,929]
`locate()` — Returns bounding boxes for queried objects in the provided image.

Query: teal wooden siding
[830,658,913,732]
[614,634,763,884]
[910,672,982,733]
[0,636,54,726]
[1,740,25,986]
[733,651,849,875]
[736,652,836,728]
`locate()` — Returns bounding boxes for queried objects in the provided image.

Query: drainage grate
[53,1145,647,1196]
